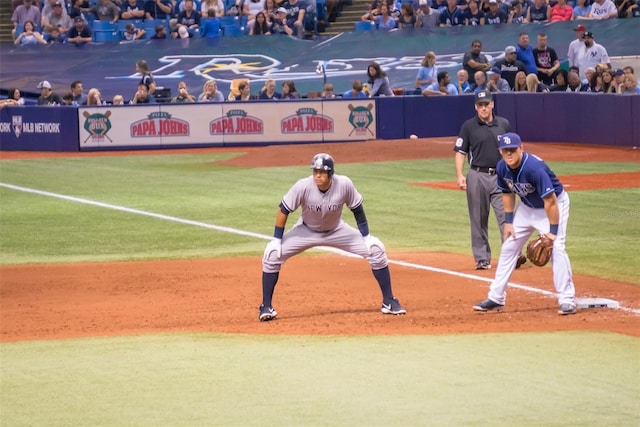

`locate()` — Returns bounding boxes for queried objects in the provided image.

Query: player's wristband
[505,212,514,224]
[549,224,559,235]
[357,221,369,237]
[274,226,284,239]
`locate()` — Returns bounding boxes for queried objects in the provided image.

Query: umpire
[454,91,511,270]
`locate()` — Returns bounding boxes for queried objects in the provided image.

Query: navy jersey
[497,152,564,209]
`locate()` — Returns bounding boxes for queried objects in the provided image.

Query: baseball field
[1,139,639,426]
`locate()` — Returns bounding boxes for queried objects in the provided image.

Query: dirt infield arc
[1,139,639,342]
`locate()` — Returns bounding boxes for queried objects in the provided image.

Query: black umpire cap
[475,91,492,104]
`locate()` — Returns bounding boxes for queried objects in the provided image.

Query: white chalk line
[2,182,638,315]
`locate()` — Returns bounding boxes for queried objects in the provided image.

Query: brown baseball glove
[526,235,554,267]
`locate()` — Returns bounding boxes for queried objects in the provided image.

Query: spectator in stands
[11,0,42,39]
[173,0,200,37]
[484,0,507,23]
[150,23,167,38]
[615,0,639,17]
[533,33,559,87]
[342,80,367,98]
[90,0,120,21]
[198,80,225,102]
[249,11,271,34]
[464,0,485,25]
[42,1,72,42]
[421,71,459,96]
[416,0,439,28]
[322,83,336,98]
[455,69,471,93]
[6,88,26,106]
[493,46,525,90]
[271,7,293,34]
[244,0,266,23]
[281,80,301,99]
[398,2,418,28]
[41,0,69,27]
[131,83,156,103]
[588,71,604,92]
[584,66,595,85]
[14,20,47,44]
[526,0,549,21]
[86,88,105,105]
[566,71,589,92]
[259,79,282,99]
[281,0,306,38]
[513,71,527,91]
[12,0,40,11]
[589,0,618,18]
[367,61,394,97]
[370,3,396,29]
[200,0,225,17]
[232,81,254,101]
[600,69,616,93]
[122,22,146,40]
[136,60,156,94]
[415,51,438,94]
[61,92,74,105]
[112,94,125,104]
[550,0,573,21]
[619,74,640,94]
[68,15,93,43]
[175,0,203,14]
[263,0,277,23]
[567,24,586,68]
[36,80,64,105]
[550,69,569,91]
[68,0,89,21]
[440,0,465,25]
[516,32,537,75]
[462,40,491,84]
[507,0,527,23]
[171,81,196,102]
[120,0,146,19]
[70,80,87,105]
[470,71,488,93]
[576,32,610,80]
[525,73,549,93]
[486,68,510,92]
[572,0,591,17]
[145,0,173,20]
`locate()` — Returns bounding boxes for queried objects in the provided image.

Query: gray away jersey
[281,174,363,232]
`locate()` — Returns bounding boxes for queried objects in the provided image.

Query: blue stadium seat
[92,20,117,31]
[354,21,375,31]
[219,15,239,27]
[222,24,242,36]
[93,30,119,42]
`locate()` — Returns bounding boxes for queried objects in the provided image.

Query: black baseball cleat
[381,298,406,315]
[259,304,278,321]
[473,298,504,311]
[476,261,491,270]
[515,255,527,269]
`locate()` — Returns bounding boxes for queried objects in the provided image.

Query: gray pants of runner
[466,168,505,264]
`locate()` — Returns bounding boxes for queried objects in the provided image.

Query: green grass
[1,332,638,426]
[1,154,639,283]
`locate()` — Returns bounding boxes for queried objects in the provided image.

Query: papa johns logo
[281,108,333,134]
[210,109,263,135]
[131,111,189,137]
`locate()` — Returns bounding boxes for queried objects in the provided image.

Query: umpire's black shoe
[515,255,527,269]
[476,261,491,270]
[473,298,504,312]
[259,304,278,321]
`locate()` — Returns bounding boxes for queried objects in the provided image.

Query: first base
[576,297,620,309]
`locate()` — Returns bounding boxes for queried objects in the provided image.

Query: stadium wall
[0,93,637,151]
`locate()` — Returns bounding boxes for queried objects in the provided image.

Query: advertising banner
[0,106,79,152]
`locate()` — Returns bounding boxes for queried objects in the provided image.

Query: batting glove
[263,238,282,261]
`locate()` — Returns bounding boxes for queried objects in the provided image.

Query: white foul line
[2,182,638,315]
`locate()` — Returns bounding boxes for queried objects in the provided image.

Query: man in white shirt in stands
[589,0,618,19]
[576,32,610,80]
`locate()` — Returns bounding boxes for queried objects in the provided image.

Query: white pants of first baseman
[487,191,575,306]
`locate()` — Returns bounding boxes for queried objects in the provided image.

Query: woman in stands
[572,0,591,18]
[525,73,549,93]
[233,81,255,101]
[619,74,640,95]
[263,0,277,25]
[367,61,394,97]
[601,69,616,93]
[86,88,105,105]
[513,71,528,92]
[374,3,397,30]
[281,80,301,99]
[415,51,438,94]
[550,0,573,21]
[14,20,47,45]
[550,69,569,92]
[588,71,604,93]
[136,60,156,95]
[201,0,225,17]
[397,2,418,29]
[7,88,26,106]
[249,11,270,34]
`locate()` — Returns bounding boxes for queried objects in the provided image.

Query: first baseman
[473,133,577,315]
[259,153,406,321]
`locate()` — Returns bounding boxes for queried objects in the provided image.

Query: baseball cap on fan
[178,26,189,39]
[573,24,586,32]
[37,80,51,89]
[498,133,522,150]
[276,7,287,13]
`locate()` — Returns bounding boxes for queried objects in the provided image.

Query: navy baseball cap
[498,133,522,150]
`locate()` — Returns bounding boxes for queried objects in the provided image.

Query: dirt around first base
[1,139,639,342]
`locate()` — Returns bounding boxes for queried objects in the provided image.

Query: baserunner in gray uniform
[259,153,406,321]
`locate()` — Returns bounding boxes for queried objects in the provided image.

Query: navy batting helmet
[310,153,334,176]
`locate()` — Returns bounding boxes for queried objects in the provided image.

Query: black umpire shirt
[454,115,511,169]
